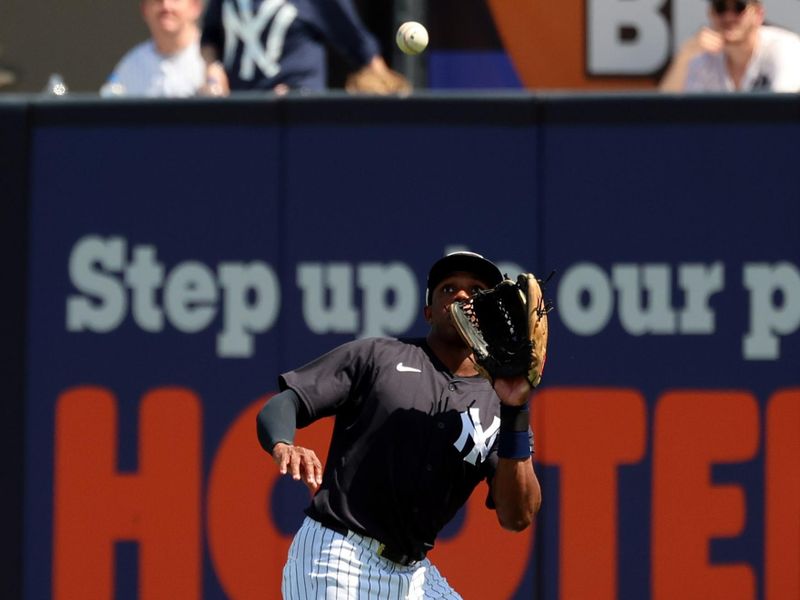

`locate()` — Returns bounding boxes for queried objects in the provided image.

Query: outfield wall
[1,93,798,600]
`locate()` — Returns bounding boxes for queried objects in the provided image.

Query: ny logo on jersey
[453,408,500,466]
[222,0,298,81]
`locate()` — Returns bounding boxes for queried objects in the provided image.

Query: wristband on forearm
[497,403,532,459]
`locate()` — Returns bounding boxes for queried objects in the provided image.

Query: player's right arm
[257,389,323,492]
[264,339,372,491]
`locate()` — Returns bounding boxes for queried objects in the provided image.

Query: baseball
[396,21,429,56]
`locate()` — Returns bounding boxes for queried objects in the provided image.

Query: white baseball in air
[396,21,429,56]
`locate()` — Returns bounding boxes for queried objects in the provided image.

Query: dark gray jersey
[279,337,502,559]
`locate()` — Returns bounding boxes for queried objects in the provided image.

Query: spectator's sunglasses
[710,0,750,15]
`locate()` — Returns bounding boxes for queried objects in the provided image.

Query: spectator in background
[200,0,410,95]
[103,0,218,97]
[659,0,800,92]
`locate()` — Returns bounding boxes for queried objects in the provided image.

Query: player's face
[425,272,488,343]
[709,0,763,44]
[141,0,201,36]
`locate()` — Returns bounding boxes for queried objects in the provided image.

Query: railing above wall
[1,90,799,125]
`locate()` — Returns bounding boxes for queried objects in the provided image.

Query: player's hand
[272,442,323,493]
[493,375,532,407]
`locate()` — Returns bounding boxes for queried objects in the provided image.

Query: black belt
[375,542,422,567]
[311,516,424,567]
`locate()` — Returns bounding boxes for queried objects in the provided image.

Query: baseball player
[257,251,542,598]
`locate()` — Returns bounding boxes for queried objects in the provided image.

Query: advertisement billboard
[12,96,800,599]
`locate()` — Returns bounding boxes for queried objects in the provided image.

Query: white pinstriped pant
[282,517,463,599]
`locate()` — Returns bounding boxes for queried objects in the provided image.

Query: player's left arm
[489,375,542,532]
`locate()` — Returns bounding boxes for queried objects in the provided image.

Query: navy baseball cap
[426,251,504,305]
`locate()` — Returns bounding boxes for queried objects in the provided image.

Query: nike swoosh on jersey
[396,363,422,373]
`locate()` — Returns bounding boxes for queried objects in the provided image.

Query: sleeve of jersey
[304,0,380,68]
[278,338,372,426]
[200,0,224,53]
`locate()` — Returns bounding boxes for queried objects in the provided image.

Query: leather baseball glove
[450,273,550,387]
